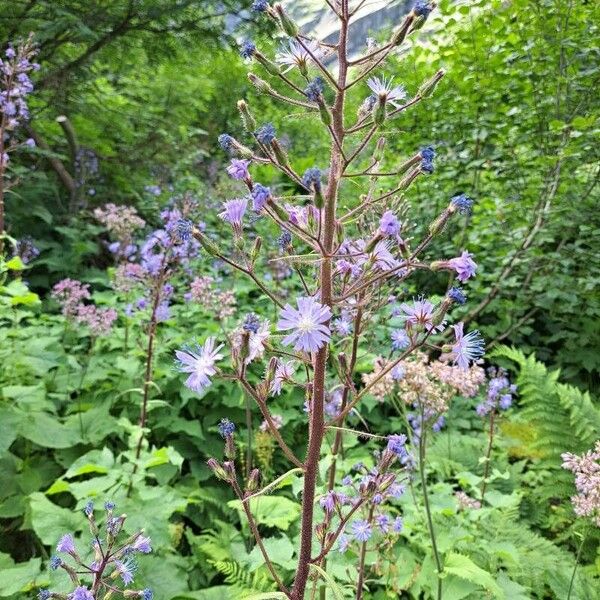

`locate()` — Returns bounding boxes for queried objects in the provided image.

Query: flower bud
[193,229,221,257]
[250,236,262,265]
[274,3,299,37]
[207,458,230,481]
[265,356,279,388]
[237,99,257,132]
[390,14,414,46]
[223,461,236,479]
[398,167,421,191]
[338,352,348,377]
[247,468,261,492]
[271,138,290,168]
[373,137,386,162]
[365,232,384,253]
[428,209,451,236]
[248,72,275,95]
[225,435,236,460]
[271,200,290,222]
[373,97,387,125]
[315,522,327,543]
[318,100,333,127]
[396,153,421,176]
[418,69,445,98]
[255,50,281,77]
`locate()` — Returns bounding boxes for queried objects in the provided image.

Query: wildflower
[243,312,260,333]
[447,251,478,282]
[176,219,193,242]
[413,0,432,17]
[132,535,152,554]
[342,475,353,486]
[142,590,154,600]
[71,588,94,600]
[351,520,372,543]
[50,555,62,570]
[270,360,295,395]
[376,514,390,532]
[277,296,332,353]
[218,418,235,438]
[333,318,352,336]
[218,133,234,152]
[367,76,407,107]
[379,211,401,236]
[218,198,248,234]
[391,329,410,351]
[38,591,51,600]
[277,40,323,72]
[319,491,338,514]
[277,231,292,250]
[392,516,404,532]
[105,501,115,511]
[251,183,271,211]
[83,500,94,517]
[338,534,351,553]
[259,414,283,432]
[56,533,76,554]
[255,123,276,145]
[155,302,170,323]
[240,40,256,59]
[226,159,251,180]
[114,558,137,585]
[450,194,473,214]
[175,337,224,393]
[391,364,405,380]
[302,167,322,192]
[387,434,408,457]
[448,287,466,305]
[447,322,485,369]
[400,298,439,332]
[561,441,600,526]
[252,0,269,11]
[304,76,324,102]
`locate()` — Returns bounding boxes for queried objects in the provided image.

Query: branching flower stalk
[175,1,489,598]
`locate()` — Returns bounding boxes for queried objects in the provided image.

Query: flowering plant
[174,1,490,598]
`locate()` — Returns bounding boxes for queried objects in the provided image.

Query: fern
[210,559,275,595]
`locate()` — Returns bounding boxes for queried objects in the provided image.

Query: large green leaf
[228,496,301,531]
[444,553,505,599]
[28,493,82,545]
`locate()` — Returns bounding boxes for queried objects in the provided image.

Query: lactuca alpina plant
[38,501,153,600]
[174,2,486,598]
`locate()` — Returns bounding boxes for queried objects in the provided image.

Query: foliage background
[0,0,599,598]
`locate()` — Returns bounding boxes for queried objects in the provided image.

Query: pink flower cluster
[93,203,145,239]
[188,276,236,320]
[455,491,481,510]
[52,278,117,336]
[561,441,600,526]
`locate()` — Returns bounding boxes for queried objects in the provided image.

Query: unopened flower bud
[248,72,275,95]
[373,97,387,126]
[318,100,333,127]
[390,14,414,46]
[396,153,422,176]
[271,138,290,168]
[193,228,221,257]
[373,137,386,162]
[225,435,236,460]
[255,50,281,77]
[338,352,349,377]
[315,522,327,542]
[418,69,445,98]
[428,209,451,236]
[250,236,262,264]
[237,99,257,132]
[271,200,290,222]
[274,3,299,37]
[398,167,422,191]
[223,461,236,479]
[266,356,279,387]
[207,458,230,481]
[247,468,261,492]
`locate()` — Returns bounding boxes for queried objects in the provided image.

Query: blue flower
[114,558,137,585]
[451,194,474,214]
[393,516,403,533]
[391,329,410,351]
[255,123,276,145]
[50,555,62,570]
[448,287,466,305]
[218,134,234,152]
[420,146,435,162]
[251,183,271,211]
[277,231,292,249]
[302,167,322,191]
[142,590,154,600]
[38,591,51,600]
[176,219,193,241]
[413,0,432,17]
[252,0,269,11]
[243,313,260,333]
[218,418,235,438]
[387,434,408,457]
[240,40,256,59]
[338,533,351,553]
[83,500,94,517]
[351,520,372,543]
[304,76,324,102]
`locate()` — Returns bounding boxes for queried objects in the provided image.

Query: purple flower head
[277,296,332,353]
[391,364,405,381]
[104,501,115,511]
[391,329,410,351]
[499,394,512,410]
[5,46,16,59]
[252,0,269,11]
[414,0,433,17]
[367,76,406,107]
[243,312,261,333]
[451,194,474,214]
[155,302,170,323]
[56,533,75,554]
[142,590,154,600]
[400,298,439,332]
[50,555,62,570]
[448,287,466,305]
[302,167,322,192]
[218,133,234,152]
[338,533,351,553]
[255,123,276,145]
[70,587,94,600]
[240,40,256,59]
[448,251,478,282]
[218,418,235,438]
[420,146,435,162]
[393,516,404,533]
[304,76,324,102]
[133,534,152,554]
[270,360,295,396]
[379,210,401,236]
[218,198,248,234]
[319,491,338,514]
[177,219,193,242]
[387,434,408,457]
[114,557,137,585]
[175,337,224,393]
[277,230,292,250]
[342,475,353,486]
[251,183,271,211]
[38,591,51,600]
[432,416,446,432]
[226,159,251,180]
[376,514,390,532]
[351,520,372,543]
[333,318,352,336]
[83,500,94,517]
[448,322,485,369]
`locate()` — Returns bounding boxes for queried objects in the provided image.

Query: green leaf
[245,535,295,571]
[228,496,301,530]
[0,555,44,597]
[18,411,81,449]
[444,553,505,599]
[64,447,115,478]
[28,492,82,545]
[309,563,345,600]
